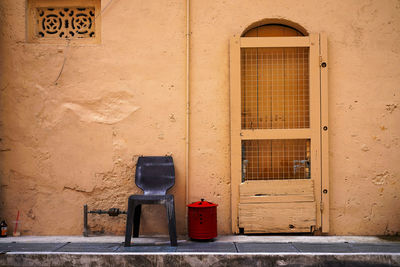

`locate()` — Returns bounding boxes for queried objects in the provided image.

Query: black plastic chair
[124,156,177,247]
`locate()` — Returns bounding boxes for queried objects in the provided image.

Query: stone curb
[1,252,400,267]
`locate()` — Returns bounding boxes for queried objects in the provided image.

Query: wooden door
[230,32,329,234]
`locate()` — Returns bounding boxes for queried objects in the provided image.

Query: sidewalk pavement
[0,235,399,266]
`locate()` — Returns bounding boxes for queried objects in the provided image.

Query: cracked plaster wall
[0,0,399,236]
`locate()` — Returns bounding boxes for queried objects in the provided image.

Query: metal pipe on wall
[185,0,190,214]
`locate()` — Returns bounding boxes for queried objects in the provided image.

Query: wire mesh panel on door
[242,139,310,181]
[240,46,311,182]
[241,47,310,130]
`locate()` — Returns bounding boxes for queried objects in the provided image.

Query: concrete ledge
[1,252,400,267]
[0,235,398,244]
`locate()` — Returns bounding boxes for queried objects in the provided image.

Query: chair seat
[129,194,173,201]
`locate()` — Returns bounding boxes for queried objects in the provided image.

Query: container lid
[187,199,218,208]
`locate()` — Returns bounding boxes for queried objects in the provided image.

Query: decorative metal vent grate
[36,7,96,39]
[27,0,100,43]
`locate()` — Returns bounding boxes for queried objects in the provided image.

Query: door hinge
[320,202,324,212]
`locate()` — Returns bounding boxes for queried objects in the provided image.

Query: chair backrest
[135,156,175,195]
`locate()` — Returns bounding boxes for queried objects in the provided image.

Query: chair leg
[124,198,134,247]
[133,204,141,237]
[166,197,178,246]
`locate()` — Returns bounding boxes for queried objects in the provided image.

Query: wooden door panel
[240,179,315,203]
[239,202,316,233]
[239,179,316,233]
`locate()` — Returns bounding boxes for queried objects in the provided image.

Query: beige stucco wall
[0,0,399,236]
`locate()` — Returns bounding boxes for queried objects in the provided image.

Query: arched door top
[242,19,308,37]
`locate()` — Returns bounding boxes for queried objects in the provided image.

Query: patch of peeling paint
[169,113,176,122]
[62,92,140,124]
[35,87,140,126]
[63,184,94,193]
[371,171,391,185]
[361,144,369,152]
[386,103,398,113]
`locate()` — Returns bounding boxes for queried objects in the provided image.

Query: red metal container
[187,199,218,240]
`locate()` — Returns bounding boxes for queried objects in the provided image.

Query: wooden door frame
[229,33,329,234]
